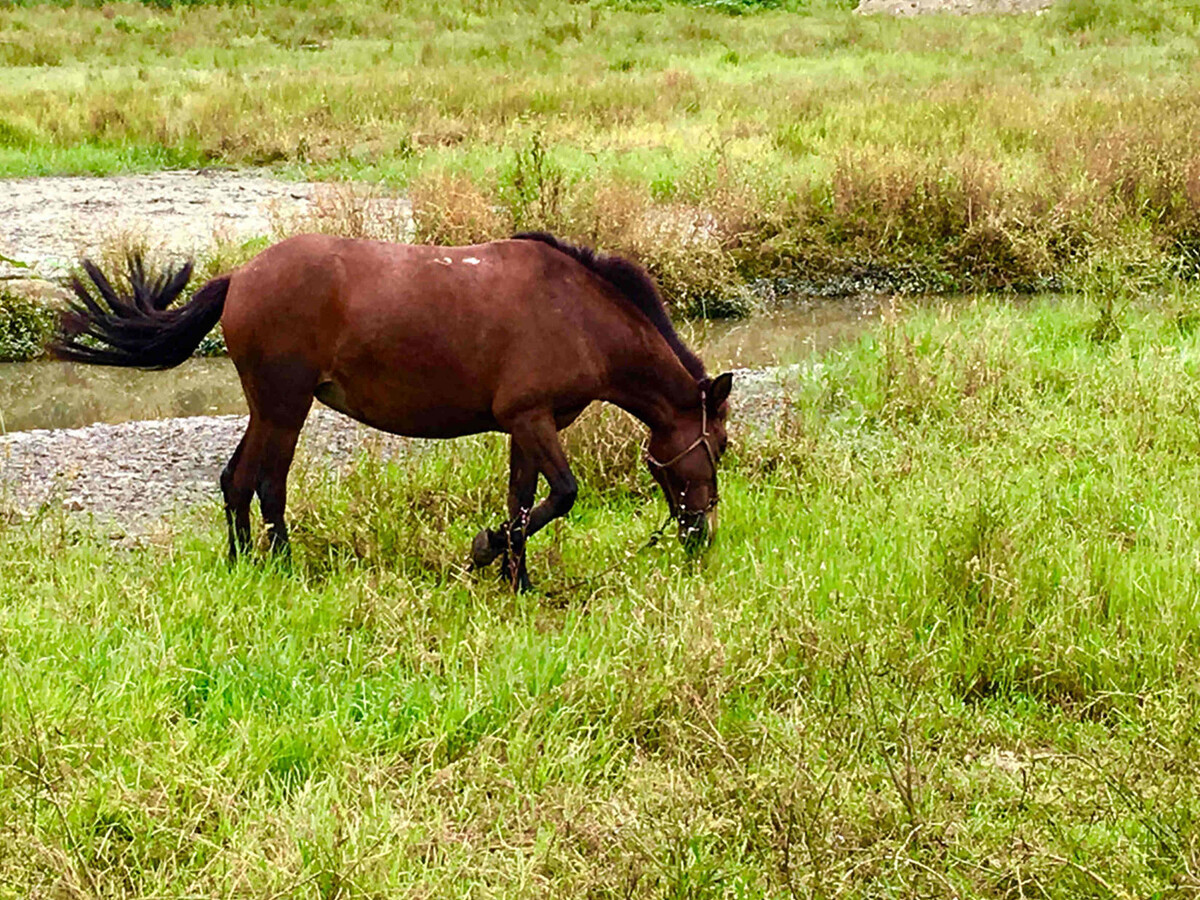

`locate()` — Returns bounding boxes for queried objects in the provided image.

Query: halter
[644,387,720,515]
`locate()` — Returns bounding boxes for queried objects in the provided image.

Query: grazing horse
[52,232,733,590]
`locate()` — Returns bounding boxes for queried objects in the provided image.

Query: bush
[412,150,757,319]
[1051,0,1200,37]
[0,289,55,362]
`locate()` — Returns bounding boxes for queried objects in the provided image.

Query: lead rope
[542,511,675,600]
[546,388,716,600]
[505,505,532,591]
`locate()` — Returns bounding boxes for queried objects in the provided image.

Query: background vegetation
[0,0,1198,307]
[0,288,55,361]
[5,1,1200,894]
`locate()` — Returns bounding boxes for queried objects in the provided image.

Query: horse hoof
[470,529,501,569]
[499,559,533,593]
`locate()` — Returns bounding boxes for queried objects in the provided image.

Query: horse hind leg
[233,358,316,558]
[221,379,313,561]
[221,426,260,562]
[256,423,305,556]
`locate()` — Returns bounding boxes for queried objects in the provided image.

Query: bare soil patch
[0,168,411,283]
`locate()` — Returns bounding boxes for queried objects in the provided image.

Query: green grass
[4,292,1200,895]
[1,0,1199,299]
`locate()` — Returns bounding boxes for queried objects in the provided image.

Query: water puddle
[682,300,880,371]
[0,357,246,433]
[0,301,882,433]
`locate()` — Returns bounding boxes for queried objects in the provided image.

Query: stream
[1,302,879,434]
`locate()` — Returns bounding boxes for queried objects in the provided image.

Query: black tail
[50,255,229,370]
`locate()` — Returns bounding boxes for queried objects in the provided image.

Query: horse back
[219,234,639,435]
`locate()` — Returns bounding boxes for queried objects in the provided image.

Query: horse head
[645,371,733,554]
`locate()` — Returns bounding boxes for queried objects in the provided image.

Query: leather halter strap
[644,388,719,512]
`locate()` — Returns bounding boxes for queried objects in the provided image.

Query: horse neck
[604,336,702,434]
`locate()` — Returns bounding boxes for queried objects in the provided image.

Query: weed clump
[410,170,508,247]
[412,141,757,317]
[0,289,55,362]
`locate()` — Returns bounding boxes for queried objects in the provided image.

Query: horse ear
[707,372,733,411]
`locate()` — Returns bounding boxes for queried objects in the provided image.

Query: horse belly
[314,376,497,439]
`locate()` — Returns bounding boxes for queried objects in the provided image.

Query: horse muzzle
[678,507,717,556]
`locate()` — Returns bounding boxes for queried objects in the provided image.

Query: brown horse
[52,232,732,590]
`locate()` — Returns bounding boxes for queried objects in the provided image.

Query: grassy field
[3,292,1200,896]
[4,0,1200,895]
[1,0,1199,303]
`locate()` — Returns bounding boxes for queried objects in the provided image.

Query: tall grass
[0,0,1198,303]
[3,291,1200,895]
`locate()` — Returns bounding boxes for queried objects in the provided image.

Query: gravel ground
[0,369,794,531]
[0,168,411,285]
[857,0,1053,13]
[0,407,422,529]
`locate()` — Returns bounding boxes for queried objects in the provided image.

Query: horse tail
[50,255,229,370]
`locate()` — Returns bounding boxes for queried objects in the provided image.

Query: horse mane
[512,231,707,382]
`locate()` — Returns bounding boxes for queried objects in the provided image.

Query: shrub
[0,289,55,362]
[410,170,508,247]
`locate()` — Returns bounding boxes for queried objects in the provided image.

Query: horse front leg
[471,413,578,592]
[471,439,538,586]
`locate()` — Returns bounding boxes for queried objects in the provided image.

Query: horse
[52,232,733,591]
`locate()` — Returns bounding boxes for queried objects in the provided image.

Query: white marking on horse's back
[463,257,481,265]
[434,257,452,266]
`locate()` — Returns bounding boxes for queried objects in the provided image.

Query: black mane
[512,231,706,382]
